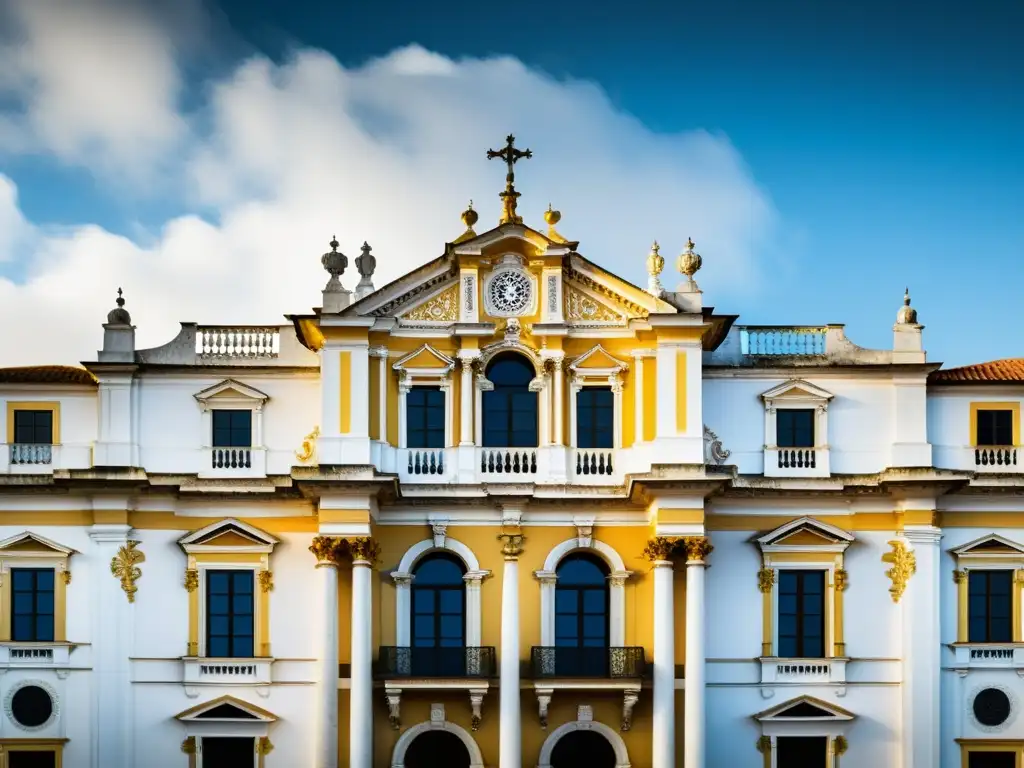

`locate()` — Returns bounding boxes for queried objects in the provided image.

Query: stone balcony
[0,443,92,475]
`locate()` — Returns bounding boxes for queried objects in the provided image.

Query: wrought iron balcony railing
[531,646,646,679]
[376,646,496,678]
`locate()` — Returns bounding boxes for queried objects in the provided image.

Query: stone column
[397,374,411,449]
[647,538,677,768]
[92,525,140,768]
[498,529,525,768]
[683,537,712,768]
[459,356,475,445]
[349,538,378,768]
[897,528,941,768]
[551,358,565,445]
[310,537,342,768]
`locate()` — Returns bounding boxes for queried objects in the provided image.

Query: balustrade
[406,449,445,476]
[211,447,252,470]
[196,327,279,358]
[975,447,1019,468]
[778,448,817,469]
[376,646,496,678]
[530,646,646,679]
[479,448,537,475]
[9,444,52,465]
[574,449,615,477]
[741,326,827,356]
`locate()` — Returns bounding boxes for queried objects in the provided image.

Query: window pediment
[175,695,277,723]
[757,517,854,555]
[178,518,278,555]
[194,379,269,410]
[392,344,456,376]
[568,345,629,378]
[760,379,834,406]
[754,695,855,723]
[0,532,77,559]
[952,534,1024,559]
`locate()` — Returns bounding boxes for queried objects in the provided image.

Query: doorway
[776,736,828,767]
[550,730,616,768]
[201,737,255,768]
[969,753,1016,768]
[404,729,471,768]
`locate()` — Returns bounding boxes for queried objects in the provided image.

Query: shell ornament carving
[404,284,459,322]
[111,540,145,603]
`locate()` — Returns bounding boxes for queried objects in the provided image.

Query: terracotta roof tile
[0,366,97,386]
[929,358,1024,384]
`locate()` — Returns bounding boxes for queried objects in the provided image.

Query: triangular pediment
[760,379,834,403]
[952,534,1024,558]
[175,695,277,722]
[393,344,456,372]
[178,518,278,554]
[754,695,855,722]
[398,283,459,324]
[569,345,630,373]
[452,223,569,257]
[0,532,77,556]
[194,379,269,405]
[564,283,630,325]
[757,517,854,551]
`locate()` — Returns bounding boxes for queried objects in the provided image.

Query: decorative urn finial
[356,242,375,279]
[106,287,132,325]
[646,241,665,296]
[321,236,348,289]
[896,287,918,324]
[544,203,566,243]
[678,237,702,280]
[461,200,479,231]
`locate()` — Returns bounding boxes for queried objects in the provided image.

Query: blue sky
[0,0,1021,365]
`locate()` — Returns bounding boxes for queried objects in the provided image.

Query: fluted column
[683,536,712,768]
[647,538,677,768]
[498,528,525,768]
[310,537,342,768]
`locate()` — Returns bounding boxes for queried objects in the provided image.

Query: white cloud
[0,175,32,262]
[0,0,197,180]
[0,29,778,365]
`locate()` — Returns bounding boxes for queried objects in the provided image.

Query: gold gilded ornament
[295,425,320,462]
[643,536,681,562]
[834,568,849,592]
[682,536,713,563]
[758,567,776,593]
[882,539,916,603]
[110,540,145,603]
[258,570,274,593]
[181,736,196,754]
[184,568,199,592]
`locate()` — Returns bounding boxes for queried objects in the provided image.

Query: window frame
[211,409,253,449]
[204,569,256,659]
[776,569,826,659]
[754,695,854,768]
[410,553,467,649]
[0,740,66,768]
[952,535,1024,646]
[971,402,1021,448]
[5,403,61,446]
[957,740,1024,768]
[567,345,629,451]
[392,344,455,450]
[575,387,615,450]
[176,696,277,768]
[405,386,447,450]
[775,408,815,449]
[482,354,539,448]
[0,533,74,645]
[760,380,834,477]
[967,570,1014,643]
[10,568,56,643]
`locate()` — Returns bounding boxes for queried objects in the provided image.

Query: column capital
[644,535,713,564]
[644,536,680,564]
[683,535,713,564]
[368,346,389,359]
[757,567,775,594]
[310,536,381,568]
[498,531,525,560]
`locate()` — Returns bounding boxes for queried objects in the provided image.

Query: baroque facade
[0,139,1023,768]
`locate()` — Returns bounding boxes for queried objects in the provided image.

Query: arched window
[554,553,609,676]
[411,554,466,675]
[483,354,537,447]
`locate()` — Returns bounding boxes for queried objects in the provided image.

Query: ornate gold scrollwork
[309,536,380,567]
[953,569,967,584]
[834,568,849,592]
[498,531,525,560]
[756,735,771,754]
[758,567,776,594]
[833,735,848,755]
[110,540,145,603]
[256,737,274,755]
[682,536,713,563]
[295,426,320,462]
[882,540,916,603]
[181,736,196,754]
[643,536,680,562]
[184,568,199,592]
[258,570,274,592]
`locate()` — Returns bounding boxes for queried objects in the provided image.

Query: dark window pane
[777,569,825,658]
[577,387,615,449]
[483,355,538,447]
[777,409,815,448]
[969,570,1015,642]
[212,410,252,447]
[554,555,610,650]
[13,410,53,444]
[977,410,1014,446]
[10,569,56,642]
[410,555,466,649]
[206,570,255,658]
[406,387,446,449]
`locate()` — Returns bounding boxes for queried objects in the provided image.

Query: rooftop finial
[677,237,703,291]
[544,203,566,243]
[354,241,377,300]
[321,236,351,312]
[896,286,918,325]
[487,134,532,225]
[646,241,665,297]
[107,287,131,325]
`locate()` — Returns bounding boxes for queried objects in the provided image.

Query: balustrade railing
[376,646,496,678]
[9,647,53,661]
[9,444,52,466]
[199,662,258,677]
[196,327,279,358]
[741,327,827,356]
[775,661,830,677]
[406,449,445,476]
[530,646,646,679]
[211,447,252,470]
[975,447,1019,468]
[480,448,537,475]
[970,647,1014,661]
[778,447,816,469]
[574,449,615,477]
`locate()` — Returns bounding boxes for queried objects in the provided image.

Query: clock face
[488,270,532,315]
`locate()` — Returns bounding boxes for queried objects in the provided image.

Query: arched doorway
[550,730,616,768]
[403,729,471,768]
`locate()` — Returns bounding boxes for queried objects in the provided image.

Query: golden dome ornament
[544,203,567,243]
[896,287,919,325]
[646,241,665,296]
[677,237,702,290]
[454,200,479,243]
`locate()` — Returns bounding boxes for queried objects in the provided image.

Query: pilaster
[498,522,525,768]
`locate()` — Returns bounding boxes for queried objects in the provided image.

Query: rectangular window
[212,410,252,448]
[206,570,255,658]
[778,570,825,658]
[968,753,1017,768]
[11,568,55,642]
[776,409,815,448]
[13,411,53,444]
[406,387,445,449]
[968,570,1013,643]
[7,752,58,768]
[775,736,827,767]
[200,737,255,768]
[977,409,1014,446]
[576,387,614,449]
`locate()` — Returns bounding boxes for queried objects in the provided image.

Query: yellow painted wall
[643,357,657,441]
[369,360,380,441]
